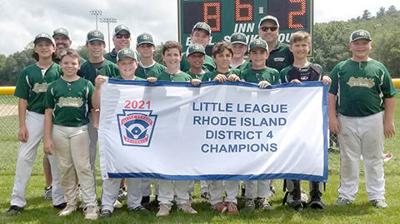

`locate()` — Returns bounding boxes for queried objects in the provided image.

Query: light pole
[100,17,118,52]
[89,9,103,30]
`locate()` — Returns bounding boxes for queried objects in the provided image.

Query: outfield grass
[0,96,399,223]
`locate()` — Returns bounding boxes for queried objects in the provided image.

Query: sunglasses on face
[116,34,130,39]
[260,26,278,32]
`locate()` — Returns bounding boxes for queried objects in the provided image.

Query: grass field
[0,95,399,224]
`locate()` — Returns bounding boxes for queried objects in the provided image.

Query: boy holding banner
[280,31,330,210]
[93,48,150,218]
[240,38,280,211]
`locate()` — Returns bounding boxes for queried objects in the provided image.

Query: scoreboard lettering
[178,0,313,49]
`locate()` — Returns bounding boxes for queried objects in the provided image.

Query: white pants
[244,180,271,199]
[102,178,143,212]
[158,180,193,205]
[10,111,65,207]
[337,112,385,201]
[208,180,240,205]
[53,125,96,207]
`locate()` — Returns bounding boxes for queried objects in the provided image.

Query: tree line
[0,6,399,85]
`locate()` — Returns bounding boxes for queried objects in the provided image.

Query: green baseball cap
[192,22,211,35]
[230,32,247,45]
[186,44,206,56]
[136,33,154,46]
[117,48,137,61]
[87,30,105,43]
[52,27,70,39]
[350,29,372,42]
[258,15,280,29]
[114,24,130,36]
[249,39,269,52]
[34,33,55,45]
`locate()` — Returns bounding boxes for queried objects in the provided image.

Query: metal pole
[107,22,111,52]
[100,17,118,53]
[89,10,103,30]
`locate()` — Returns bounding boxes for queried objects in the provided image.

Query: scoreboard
[178,0,313,49]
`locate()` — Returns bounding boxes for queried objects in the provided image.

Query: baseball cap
[86,30,105,43]
[52,27,70,39]
[136,33,154,46]
[186,44,206,56]
[249,39,269,52]
[258,15,280,29]
[192,22,211,35]
[117,48,137,61]
[230,32,247,45]
[34,33,55,45]
[350,29,372,42]
[114,24,130,36]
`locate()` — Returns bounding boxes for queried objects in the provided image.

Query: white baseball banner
[99,80,328,182]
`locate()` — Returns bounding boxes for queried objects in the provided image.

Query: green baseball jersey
[202,69,241,81]
[14,63,61,114]
[181,53,216,73]
[241,67,280,84]
[135,62,166,79]
[104,49,118,64]
[157,71,192,82]
[187,70,206,80]
[232,60,251,71]
[267,42,294,72]
[329,59,397,117]
[79,59,119,85]
[45,77,94,127]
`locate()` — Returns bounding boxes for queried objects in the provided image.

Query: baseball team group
[5,14,396,220]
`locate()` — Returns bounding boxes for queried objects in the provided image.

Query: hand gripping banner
[99,80,328,182]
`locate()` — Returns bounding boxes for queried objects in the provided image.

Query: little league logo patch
[117,110,157,147]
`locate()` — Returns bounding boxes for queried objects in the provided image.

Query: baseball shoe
[53,202,67,210]
[156,204,171,217]
[200,192,210,200]
[6,205,23,216]
[178,203,198,214]
[128,205,151,214]
[113,199,123,208]
[44,186,52,200]
[256,197,273,210]
[212,202,227,214]
[336,197,352,206]
[370,199,388,209]
[118,187,127,201]
[242,198,255,211]
[99,209,112,218]
[58,204,77,216]
[84,205,98,220]
[226,202,239,215]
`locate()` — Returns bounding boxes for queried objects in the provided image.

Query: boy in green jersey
[93,48,151,218]
[148,41,197,217]
[329,29,397,209]
[186,44,207,82]
[180,22,216,72]
[7,33,65,216]
[43,49,97,220]
[240,38,278,212]
[202,41,240,84]
[280,31,330,211]
[135,33,166,79]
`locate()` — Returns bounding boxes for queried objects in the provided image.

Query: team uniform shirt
[280,63,323,83]
[135,62,166,79]
[267,42,294,72]
[79,59,119,85]
[104,49,118,64]
[187,70,206,80]
[231,60,251,71]
[181,53,216,73]
[45,77,94,127]
[202,69,241,81]
[14,63,61,114]
[241,67,280,85]
[329,59,397,117]
[157,70,192,82]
